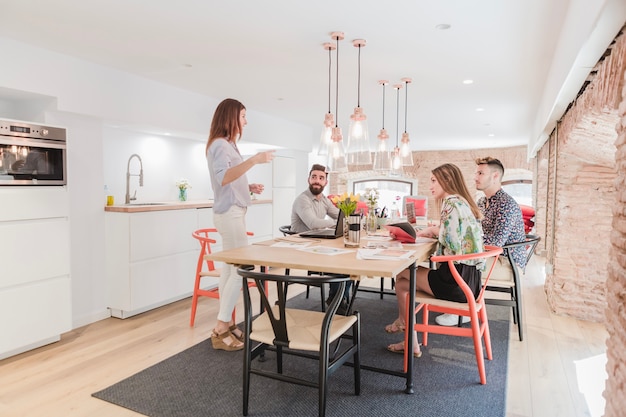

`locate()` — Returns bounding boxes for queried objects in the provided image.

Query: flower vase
[344,213,361,248]
[365,207,378,235]
[178,188,187,202]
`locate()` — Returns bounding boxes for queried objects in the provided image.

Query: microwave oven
[0,119,67,185]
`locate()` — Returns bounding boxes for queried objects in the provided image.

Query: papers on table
[296,246,353,256]
[357,248,416,261]
[270,240,313,248]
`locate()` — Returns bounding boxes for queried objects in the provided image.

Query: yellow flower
[332,192,361,217]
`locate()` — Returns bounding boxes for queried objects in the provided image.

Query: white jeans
[213,205,248,323]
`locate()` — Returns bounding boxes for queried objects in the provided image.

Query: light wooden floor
[0,256,608,417]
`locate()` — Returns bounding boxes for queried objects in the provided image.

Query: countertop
[104,199,272,213]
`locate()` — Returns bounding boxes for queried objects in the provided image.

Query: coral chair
[404,245,502,385]
[189,228,253,327]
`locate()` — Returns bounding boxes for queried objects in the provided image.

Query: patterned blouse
[477,189,526,268]
[437,195,485,268]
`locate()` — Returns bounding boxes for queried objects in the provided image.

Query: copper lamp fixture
[346,39,372,165]
[373,80,391,172]
[326,31,348,173]
[317,41,335,156]
[400,77,414,166]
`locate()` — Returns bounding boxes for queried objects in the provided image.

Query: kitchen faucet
[125,153,144,204]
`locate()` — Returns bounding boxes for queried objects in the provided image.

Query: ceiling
[0,0,623,153]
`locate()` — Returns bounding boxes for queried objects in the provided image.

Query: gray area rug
[93,292,510,417]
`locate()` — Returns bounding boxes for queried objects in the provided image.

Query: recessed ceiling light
[488,133,495,137]
[475,107,485,112]
[435,24,451,30]
[462,79,474,85]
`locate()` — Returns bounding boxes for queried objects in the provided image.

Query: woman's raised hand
[254,150,275,164]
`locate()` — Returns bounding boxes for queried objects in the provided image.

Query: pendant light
[326,31,347,173]
[317,42,336,156]
[390,83,403,177]
[346,39,372,166]
[373,80,392,172]
[400,77,414,166]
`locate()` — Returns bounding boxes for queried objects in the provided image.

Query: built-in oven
[0,119,67,185]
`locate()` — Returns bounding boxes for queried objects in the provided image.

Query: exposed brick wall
[534,31,625,324]
[605,34,626,417]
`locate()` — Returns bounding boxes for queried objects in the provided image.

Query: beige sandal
[384,319,406,334]
[211,329,244,351]
[229,324,244,343]
[387,341,422,358]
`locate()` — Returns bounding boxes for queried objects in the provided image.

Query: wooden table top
[205,236,437,278]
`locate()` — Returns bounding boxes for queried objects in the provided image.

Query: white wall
[0,36,315,329]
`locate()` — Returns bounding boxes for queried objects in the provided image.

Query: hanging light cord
[357,45,362,107]
[334,35,340,128]
[381,83,386,129]
[396,86,400,147]
[327,46,332,114]
[404,80,408,133]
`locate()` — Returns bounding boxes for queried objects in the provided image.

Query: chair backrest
[192,228,255,273]
[430,245,503,304]
[502,234,540,273]
[192,228,219,272]
[402,195,428,221]
[238,267,351,348]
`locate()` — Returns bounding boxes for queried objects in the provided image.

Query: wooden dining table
[205,235,437,394]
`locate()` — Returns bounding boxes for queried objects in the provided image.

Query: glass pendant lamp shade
[373,80,391,172]
[318,42,336,156]
[318,113,334,156]
[400,132,414,165]
[347,107,371,164]
[327,127,348,173]
[389,83,403,177]
[400,77,414,166]
[345,39,372,165]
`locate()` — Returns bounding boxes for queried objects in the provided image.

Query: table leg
[405,261,416,394]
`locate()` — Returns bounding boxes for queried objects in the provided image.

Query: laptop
[299,210,345,239]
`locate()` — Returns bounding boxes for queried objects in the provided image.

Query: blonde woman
[385,163,484,357]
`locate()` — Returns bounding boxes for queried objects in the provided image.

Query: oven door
[0,137,67,185]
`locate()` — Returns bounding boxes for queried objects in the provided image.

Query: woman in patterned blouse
[386,163,484,357]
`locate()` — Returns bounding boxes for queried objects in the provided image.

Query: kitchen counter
[104,199,272,213]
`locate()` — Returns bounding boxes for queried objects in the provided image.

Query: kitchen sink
[127,202,168,206]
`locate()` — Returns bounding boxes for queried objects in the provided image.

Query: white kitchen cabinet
[105,201,273,319]
[0,187,71,360]
[106,209,198,318]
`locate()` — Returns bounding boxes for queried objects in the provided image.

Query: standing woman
[206,98,274,351]
[385,163,484,357]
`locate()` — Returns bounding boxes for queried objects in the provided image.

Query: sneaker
[435,314,470,326]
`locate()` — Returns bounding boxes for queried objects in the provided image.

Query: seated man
[436,156,526,326]
[291,164,351,314]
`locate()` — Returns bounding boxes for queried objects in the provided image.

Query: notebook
[299,210,345,239]
[384,221,417,243]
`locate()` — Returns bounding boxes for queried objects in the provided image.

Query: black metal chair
[484,234,541,341]
[278,224,327,310]
[239,267,361,417]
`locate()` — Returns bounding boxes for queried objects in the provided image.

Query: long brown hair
[206,98,245,153]
[432,163,483,220]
